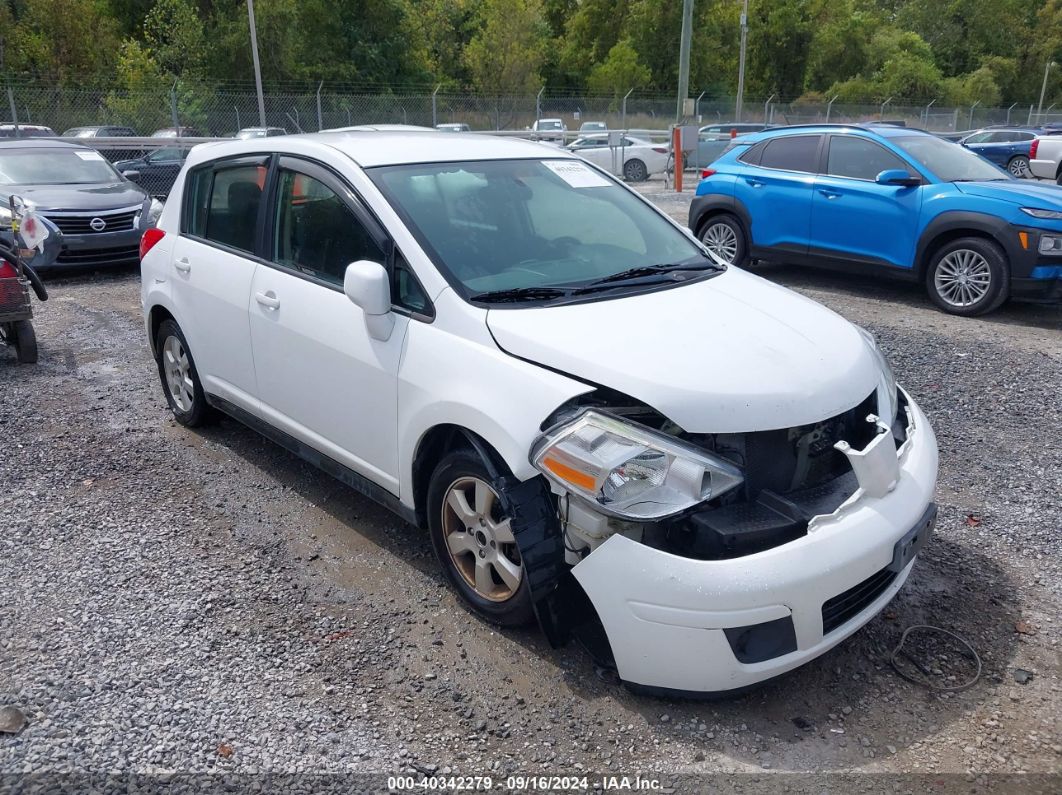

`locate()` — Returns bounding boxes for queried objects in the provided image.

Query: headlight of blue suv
[530,410,743,520]
[1020,207,1062,220]
[857,327,898,424]
[148,199,164,226]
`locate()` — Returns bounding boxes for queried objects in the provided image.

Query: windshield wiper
[470,286,571,303]
[581,260,722,287]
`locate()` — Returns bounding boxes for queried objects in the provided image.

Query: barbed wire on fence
[5,81,1062,139]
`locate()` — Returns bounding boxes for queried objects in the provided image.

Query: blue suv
[690,125,1062,316]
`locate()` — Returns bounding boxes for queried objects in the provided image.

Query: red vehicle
[0,199,59,363]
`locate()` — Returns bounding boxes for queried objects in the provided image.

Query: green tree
[464,0,548,94]
[143,0,204,78]
[586,38,650,96]
[7,0,121,83]
[746,0,815,98]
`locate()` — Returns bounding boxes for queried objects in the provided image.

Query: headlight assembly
[530,410,743,520]
[1020,207,1062,220]
[856,327,898,423]
[148,198,164,225]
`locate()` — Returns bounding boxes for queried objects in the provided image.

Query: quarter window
[271,168,384,286]
[758,135,820,172]
[826,137,907,181]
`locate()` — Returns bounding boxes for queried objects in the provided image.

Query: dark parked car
[694,123,772,168]
[0,140,160,270]
[61,126,137,138]
[114,146,189,199]
[959,127,1043,178]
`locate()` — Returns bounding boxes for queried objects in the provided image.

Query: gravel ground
[1,193,1060,789]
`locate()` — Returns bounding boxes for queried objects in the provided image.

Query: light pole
[247,0,266,127]
[736,0,749,122]
[1038,61,1057,123]
[676,0,694,122]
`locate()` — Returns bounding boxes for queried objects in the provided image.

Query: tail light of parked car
[701,169,716,179]
[140,227,165,260]
[1030,139,1039,159]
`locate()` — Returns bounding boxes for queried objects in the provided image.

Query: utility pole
[247,0,267,128]
[736,0,749,122]
[1038,61,1056,123]
[676,0,694,122]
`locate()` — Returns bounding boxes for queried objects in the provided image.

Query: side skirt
[206,393,418,527]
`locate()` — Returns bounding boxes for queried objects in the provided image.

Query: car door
[733,134,821,256]
[570,138,610,169]
[808,134,923,269]
[170,156,268,411]
[248,157,409,491]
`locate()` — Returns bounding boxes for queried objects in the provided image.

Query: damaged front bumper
[568,389,938,694]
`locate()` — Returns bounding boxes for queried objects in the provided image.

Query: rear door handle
[818,189,842,199]
[174,258,191,273]
[255,291,280,310]
[745,178,765,188]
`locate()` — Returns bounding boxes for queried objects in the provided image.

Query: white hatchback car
[140,131,938,695]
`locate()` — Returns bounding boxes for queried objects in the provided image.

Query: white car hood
[486,268,881,433]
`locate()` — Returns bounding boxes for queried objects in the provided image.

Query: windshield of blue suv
[892,134,1010,182]
[370,159,707,299]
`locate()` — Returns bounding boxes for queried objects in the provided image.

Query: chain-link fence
[4,81,1061,197]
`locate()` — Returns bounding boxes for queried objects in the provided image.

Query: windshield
[369,159,705,299]
[537,121,562,130]
[0,149,120,185]
[892,135,1009,182]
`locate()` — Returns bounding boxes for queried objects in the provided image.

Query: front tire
[623,158,648,182]
[925,237,1008,317]
[699,213,748,266]
[427,448,534,627]
[155,319,212,427]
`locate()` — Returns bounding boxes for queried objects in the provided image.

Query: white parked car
[435,123,471,133]
[1029,132,1062,184]
[567,134,669,181]
[531,118,567,144]
[140,131,938,695]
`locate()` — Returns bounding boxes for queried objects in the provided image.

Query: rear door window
[758,135,821,172]
[183,161,267,254]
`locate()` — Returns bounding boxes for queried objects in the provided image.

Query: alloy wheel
[441,476,523,602]
[162,335,194,412]
[934,249,992,308]
[702,222,739,264]
[1008,157,1030,178]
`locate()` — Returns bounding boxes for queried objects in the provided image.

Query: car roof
[739,124,931,144]
[185,130,578,170]
[0,138,88,150]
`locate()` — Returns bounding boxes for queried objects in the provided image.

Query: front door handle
[174,258,191,273]
[818,189,842,199]
[255,291,280,310]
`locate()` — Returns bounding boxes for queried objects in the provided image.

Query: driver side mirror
[121,169,140,181]
[343,260,394,341]
[875,168,921,187]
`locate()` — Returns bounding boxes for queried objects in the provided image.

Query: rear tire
[623,158,648,182]
[12,320,37,364]
[1006,155,1030,178]
[155,319,212,427]
[698,213,748,266]
[925,237,1008,317]
[427,448,534,627]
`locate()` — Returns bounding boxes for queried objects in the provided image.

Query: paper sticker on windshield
[74,150,105,161]
[543,159,611,188]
